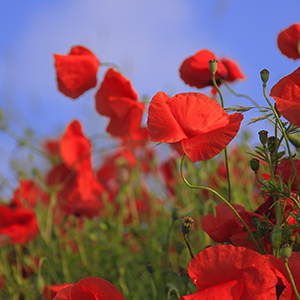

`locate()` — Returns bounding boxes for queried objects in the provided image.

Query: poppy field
[1,23,300,299]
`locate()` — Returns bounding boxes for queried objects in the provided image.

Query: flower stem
[262,84,300,196]
[183,234,194,259]
[284,258,300,300]
[180,154,261,253]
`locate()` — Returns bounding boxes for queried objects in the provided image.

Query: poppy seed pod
[180,216,194,235]
[256,220,271,237]
[260,69,270,84]
[281,243,292,259]
[209,59,218,75]
[258,130,268,146]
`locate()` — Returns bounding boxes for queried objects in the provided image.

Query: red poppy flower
[147,92,243,162]
[53,277,125,300]
[54,46,100,99]
[60,120,92,173]
[180,245,283,300]
[43,283,74,300]
[0,202,38,245]
[270,67,300,127]
[179,49,244,90]
[277,23,300,60]
[46,120,104,219]
[12,179,49,209]
[276,159,300,192]
[95,68,145,137]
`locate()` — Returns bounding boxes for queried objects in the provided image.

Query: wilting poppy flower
[53,276,125,300]
[54,46,100,99]
[277,23,300,60]
[95,68,145,137]
[147,92,243,162]
[0,201,38,245]
[180,244,285,300]
[270,66,300,127]
[179,49,244,90]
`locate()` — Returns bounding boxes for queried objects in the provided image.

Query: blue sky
[0,0,300,194]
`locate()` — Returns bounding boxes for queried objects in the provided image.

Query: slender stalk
[180,154,261,253]
[262,85,300,196]
[183,234,194,259]
[211,74,231,202]
[284,258,300,300]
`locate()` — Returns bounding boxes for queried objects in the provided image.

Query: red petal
[270,67,300,127]
[59,120,92,172]
[95,68,138,117]
[54,46,100,99]
[221,58,245,82]
[188,245,278,299]
[277,23,300,60]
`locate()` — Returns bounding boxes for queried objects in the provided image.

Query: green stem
[263,84,300,197]
[183,234,194,259]
[100,62,123,74]
[180,154,261,253]
[212,74,231,202]
[284,258,300,300]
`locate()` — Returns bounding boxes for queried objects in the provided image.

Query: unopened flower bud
[172,207,179,222]
[271,225,282,249]
[281,243,292,259]
[146,262,155,274]
[251,215,260,228]
[287,134,300,148]
[257,220,271,237]
[258,130,268,146]
[180,216,194,235]
[260,69,270,84]
[250,158,260,172]
[267,136,279,155]
[181,273,190,286]
[209,59,218,75]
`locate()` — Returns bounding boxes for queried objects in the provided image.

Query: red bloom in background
[147,92,243,162]
[276,159,300,191]
[12,179,49,209]
[0,201,38,245]
[180,245,285,300]
[179,49,244,90]
[46,120,104,219]
[53,277,125,300]
[54,46,100,99]
[270,67,300,127]
[95,68,145,137]
[277,23,300,60]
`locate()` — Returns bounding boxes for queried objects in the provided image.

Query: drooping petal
[54,46,100,99]
[277,23,300,60]
[270,67,300,127]
[221,58,245,82]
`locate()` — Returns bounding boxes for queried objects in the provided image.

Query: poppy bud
[287,134,300,148]
[281,243,292,259]
[180,216,194,235]
[209,59,218,75]
[267,136,279,155]
[260,69,270,84]
[271,225,282,249]
[250,158,260,172]
[180,273,190,286]
[258,130,268,146]
[171,207,179,222]
[251,215,260,228]
[146,262,155,274]
[256,220,271,237]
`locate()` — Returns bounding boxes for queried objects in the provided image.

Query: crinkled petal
[54,46,100,99]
